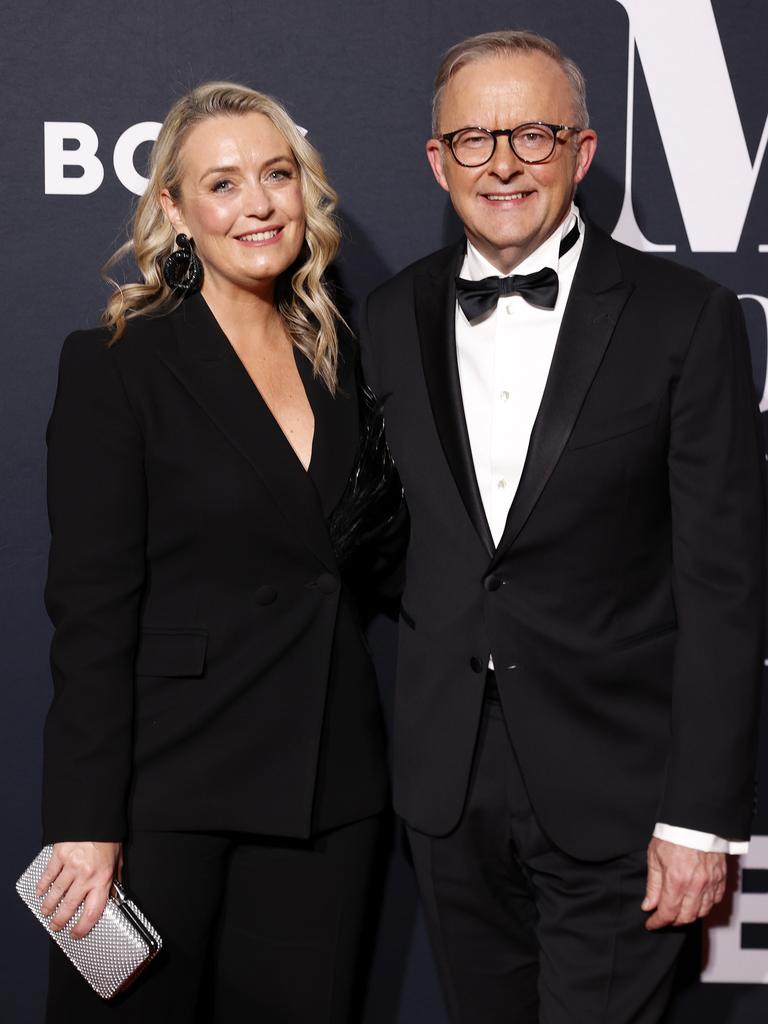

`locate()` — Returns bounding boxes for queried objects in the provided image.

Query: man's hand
[642,837,727,930]
[36,841,122,939]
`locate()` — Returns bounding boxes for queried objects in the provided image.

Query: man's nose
[487,136,523,180]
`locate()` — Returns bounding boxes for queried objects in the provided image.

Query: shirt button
[469,656,484,673]
[500,390,509,402]
[498,478,507,489]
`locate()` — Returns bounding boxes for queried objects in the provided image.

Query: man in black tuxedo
[360,30,765,1023]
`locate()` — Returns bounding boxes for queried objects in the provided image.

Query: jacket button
[254,585,277,606]
[469,656,484,673]
[315,573,339,595]
[484,574,502,592]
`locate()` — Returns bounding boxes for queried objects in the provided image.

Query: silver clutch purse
[16,845,162,1000]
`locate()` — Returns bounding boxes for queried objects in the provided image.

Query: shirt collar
[463,203,582,282]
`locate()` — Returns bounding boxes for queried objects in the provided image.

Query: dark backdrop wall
[2,1,767,1020]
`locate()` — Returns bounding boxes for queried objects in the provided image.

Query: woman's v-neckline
[229,334,317,474]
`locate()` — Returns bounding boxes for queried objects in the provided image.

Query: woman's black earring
[162,233,202,293]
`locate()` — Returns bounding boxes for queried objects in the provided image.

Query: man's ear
[426,138,451,193]
[573,129,598,186]
[159,189,188,236]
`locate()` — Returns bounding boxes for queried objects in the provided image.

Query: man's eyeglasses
[438,122,583,167]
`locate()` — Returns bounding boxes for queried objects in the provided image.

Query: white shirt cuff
[653,822,748,854]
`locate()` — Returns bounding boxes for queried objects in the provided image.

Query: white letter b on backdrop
[44,122,104,195]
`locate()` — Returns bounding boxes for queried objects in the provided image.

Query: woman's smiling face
[162,112,306,299]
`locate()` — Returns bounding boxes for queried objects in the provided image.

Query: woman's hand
[36,841,122,938]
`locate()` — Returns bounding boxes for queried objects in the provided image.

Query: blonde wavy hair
[103,82,343,391]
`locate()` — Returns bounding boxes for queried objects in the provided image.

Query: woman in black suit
[37,82,389,1022]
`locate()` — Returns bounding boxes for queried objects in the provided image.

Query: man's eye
[461,133,489,147]
[518,130,549,145]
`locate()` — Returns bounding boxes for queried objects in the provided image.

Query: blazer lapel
[158,293,337,572]
[492,222,634,563]
[415,244,495,556]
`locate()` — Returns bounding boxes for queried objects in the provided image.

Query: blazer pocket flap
[134,629,208,678]
[567,401,658,450]
[613,621,677,649]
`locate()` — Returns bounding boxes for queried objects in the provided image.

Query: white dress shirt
[454,204,746,856]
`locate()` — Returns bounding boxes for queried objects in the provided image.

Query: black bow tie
[455,220,580,322]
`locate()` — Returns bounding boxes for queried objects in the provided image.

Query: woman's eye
[267,168,294,182]
[212,179,233,193]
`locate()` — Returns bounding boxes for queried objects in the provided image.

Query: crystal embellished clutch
[16,846,162,1000]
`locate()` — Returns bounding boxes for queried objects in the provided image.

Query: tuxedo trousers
[46,813,384,1023]
[407,696,689,1024]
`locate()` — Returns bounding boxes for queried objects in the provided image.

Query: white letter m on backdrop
[613,0,768,252]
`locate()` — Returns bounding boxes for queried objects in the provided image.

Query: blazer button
[254,585,278,606]
[484,574,502,592]
[315,573,339,595]
[469,656,484,673]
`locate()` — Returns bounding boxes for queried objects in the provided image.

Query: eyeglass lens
[451,124,557,166]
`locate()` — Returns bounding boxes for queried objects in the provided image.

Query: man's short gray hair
[431,30,590,136]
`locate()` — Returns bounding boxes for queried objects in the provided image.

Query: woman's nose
[242,181,274,219]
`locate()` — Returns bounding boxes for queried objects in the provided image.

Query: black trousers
[46,813,384,1023]
[407,698,689,1024]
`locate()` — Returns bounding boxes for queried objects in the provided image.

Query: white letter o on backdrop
[113,121,162,195]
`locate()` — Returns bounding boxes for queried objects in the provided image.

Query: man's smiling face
[427,52,597,274]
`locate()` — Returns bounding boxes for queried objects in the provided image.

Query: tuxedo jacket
[41,292,387,845]
[361,219,765,861]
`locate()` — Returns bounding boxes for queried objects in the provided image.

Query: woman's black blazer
[41,293,388,844]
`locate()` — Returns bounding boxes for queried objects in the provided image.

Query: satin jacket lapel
[415,244,495,556]
[158,293,336,572]
[492,223,634,563]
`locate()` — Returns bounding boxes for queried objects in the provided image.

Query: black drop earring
[162,233,202,293]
